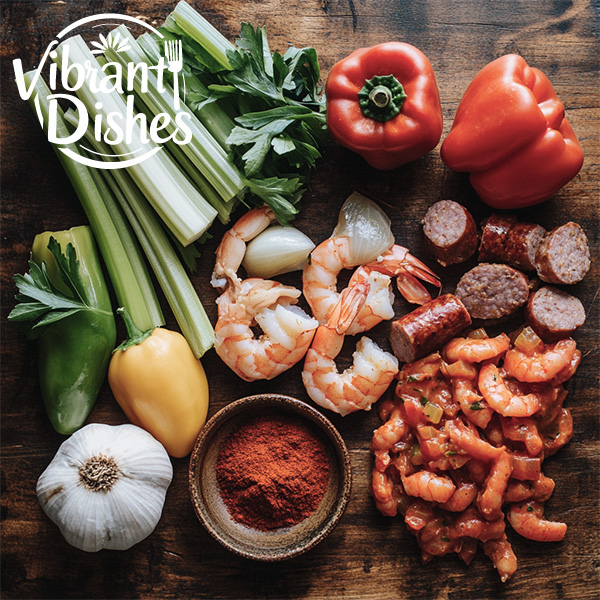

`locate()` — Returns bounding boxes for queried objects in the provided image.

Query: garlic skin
[242,225,316,279]
[37,423,173,552]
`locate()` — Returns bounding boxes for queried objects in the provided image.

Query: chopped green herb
[420,396,428,406]
[445,450,458,456]
[526,505,534,512]
[470,401,483,411]
[406,374,419,383]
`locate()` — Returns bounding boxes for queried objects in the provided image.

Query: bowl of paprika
[188,394,352,561]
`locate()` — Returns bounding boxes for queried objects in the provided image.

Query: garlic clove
[242,225,316,278]
[37,423,173,552]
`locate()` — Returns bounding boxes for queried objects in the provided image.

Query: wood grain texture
[1,0,598,598]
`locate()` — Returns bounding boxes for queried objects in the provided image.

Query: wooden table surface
[1,1,598,598]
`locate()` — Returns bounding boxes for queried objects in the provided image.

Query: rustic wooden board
[1,1,598,598]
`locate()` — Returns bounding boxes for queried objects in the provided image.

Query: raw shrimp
[507,501,567,542]
[503,338,577,383]
[478,363,541,417]
[214,278,318,381]
[302,284,399,416]
[450,506,506,542]
[303,238,441,334]
[483,534,518,583]
[443,333,510,364]
[211,206,275,289]
[402,470,456,503]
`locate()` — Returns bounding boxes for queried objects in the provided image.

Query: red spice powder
[216,413,331,531]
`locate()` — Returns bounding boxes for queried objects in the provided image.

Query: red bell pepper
[326,42,443,170]
[441,54,584,209]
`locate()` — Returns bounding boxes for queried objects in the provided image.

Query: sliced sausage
[389,293,472,363]
[535,222,591,285]
[455,263,530,320]
[422,200,478,266]
[478,213,546,271]
[526,286,586,342]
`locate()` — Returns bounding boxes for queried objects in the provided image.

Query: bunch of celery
[25,71,215,357]
[156,1,328,224]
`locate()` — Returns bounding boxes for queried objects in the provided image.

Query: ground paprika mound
[216,413,331,531]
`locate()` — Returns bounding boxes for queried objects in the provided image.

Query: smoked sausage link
[389,293,472,363]
[478,213,546,271]
[535,222,591,285]
[422,200,478,266]
[455,263,530,320]
[526,286,586,342]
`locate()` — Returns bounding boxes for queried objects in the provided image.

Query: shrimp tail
[330,281,369,334]
[396,273,434,305]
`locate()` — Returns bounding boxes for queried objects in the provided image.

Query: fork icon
[165,39,183,110]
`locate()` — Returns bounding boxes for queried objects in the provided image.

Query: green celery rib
[54,36,217,246]
[24,72,164,331]
[170,1,234,70]
[104,26,244,203]
[131,96,233,225]
[137,32,234,151]
[69,115,215,358]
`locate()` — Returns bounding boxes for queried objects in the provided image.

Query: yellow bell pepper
[108,307,209,458]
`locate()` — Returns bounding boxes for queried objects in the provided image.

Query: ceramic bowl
[189,393,352,561]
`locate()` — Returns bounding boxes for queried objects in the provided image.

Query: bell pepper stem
[114,307,154,352]
[358,74,407,122]
[369,85,392,109]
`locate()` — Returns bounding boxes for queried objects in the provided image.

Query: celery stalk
[24,72,164,331]
[68,113,215,357]
[137,32,234,150]
[54,36,217,246]
[103,26,244,203]
[169,0,234,70]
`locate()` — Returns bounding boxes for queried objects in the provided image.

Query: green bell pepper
[9,226,116,434]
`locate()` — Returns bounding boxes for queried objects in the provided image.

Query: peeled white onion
[331,192,395,264]
[242,225,316,278]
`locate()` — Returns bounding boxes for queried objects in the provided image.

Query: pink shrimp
[303,239,441,334]
[443,333,511,364]
[361,244,442,304]
[371,407,408,472]
[211,207,319,381]
[477,451,513,519]
[478,363,541,417]
[507,501,567,542]
[211,206,275,289]
[439,475,479,512]
[301,284,399,416]
[452,378,494,429]
[214,279,318,381]
[450,507,506,542]
[402,470,456,504]
[483,534,518,583]
[445,418,505,462]
[503,338,577,383]
[371,469,400,517]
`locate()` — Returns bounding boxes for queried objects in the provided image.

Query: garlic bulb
[36,423,173,552]
[242,225,316,278]
[331,192,395,264]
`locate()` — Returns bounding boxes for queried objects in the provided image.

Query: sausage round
[455,263,530,320]
[478,213,546,271]
[389,293,472,363]
[422,200,478,266]
[526,286,586,342]
[535,222,591,285]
